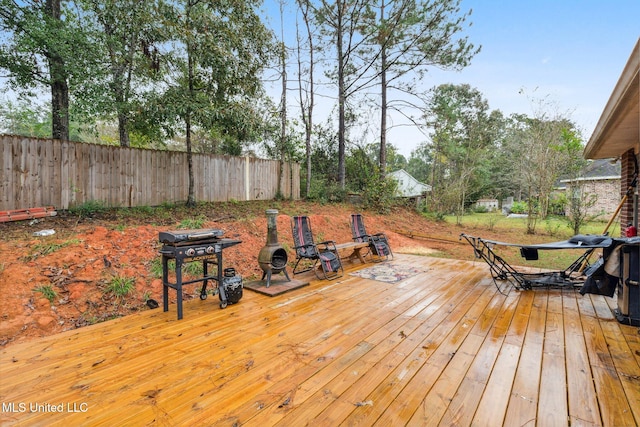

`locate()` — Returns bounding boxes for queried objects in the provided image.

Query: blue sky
[266,0,640,157]
[431,1,639,143]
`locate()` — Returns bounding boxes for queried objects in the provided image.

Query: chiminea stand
[246,209,309,296]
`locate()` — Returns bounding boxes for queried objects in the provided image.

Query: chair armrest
[317,240,338,251]
[294,243,315,251]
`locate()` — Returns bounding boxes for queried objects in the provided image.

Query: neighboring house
[584,37,638,235]
[474,198,499,212]
[389,169,431,197]
[560,159,621,218]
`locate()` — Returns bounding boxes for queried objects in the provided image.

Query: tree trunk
[302,3,314,199]
[378,0,387,180]
[46,0,69,142]
[186,28,195,207]
[337,1,346,188]
[278,38,286,198]
[118,112,130,148]
[186,114,195,207]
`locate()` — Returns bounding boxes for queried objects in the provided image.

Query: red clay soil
[0,200,474,348]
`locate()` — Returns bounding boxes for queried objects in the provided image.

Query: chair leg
[293,257,313,275]
[369,240,391,262]
[314,252,343,280]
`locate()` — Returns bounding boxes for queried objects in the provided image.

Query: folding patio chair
[350,213,393,262]
[291,216,343,280]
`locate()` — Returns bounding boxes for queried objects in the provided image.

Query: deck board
[1,254,639,426]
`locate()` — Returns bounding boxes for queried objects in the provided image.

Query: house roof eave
[584,38,640,160]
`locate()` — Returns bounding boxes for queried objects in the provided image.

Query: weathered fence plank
[0,135,300,210]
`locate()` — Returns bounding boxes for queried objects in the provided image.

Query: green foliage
[0,99,51,137]
[0,98,94,141]
[306,179,347,204]
[548,193,567,216]
[446,212,615,239]
[68,200,108,218]
[424,84,502,218]
[543,217,564,237]
[105,275,135,298]
[0,0,589,219]
[564,183,599,235]
[33,285,57,303]
[149,258,164,279]
[422,210,447,222]
[177,216,207,229]
[361,174,399,214]
[128,205,154,216]
[148,257,203,279]
[509,201,528,214]
[151,0,276,141]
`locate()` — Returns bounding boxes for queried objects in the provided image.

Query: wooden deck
[1,254,639,426]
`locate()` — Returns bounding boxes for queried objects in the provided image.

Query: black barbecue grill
[159,229,242,319]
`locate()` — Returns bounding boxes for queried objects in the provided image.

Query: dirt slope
[0,200,470,347]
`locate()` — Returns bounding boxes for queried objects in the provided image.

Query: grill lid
[159,229,224,244]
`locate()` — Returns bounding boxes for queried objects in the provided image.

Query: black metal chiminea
[257,209,291,287]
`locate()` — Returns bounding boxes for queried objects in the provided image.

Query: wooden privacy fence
[1,135,300,211]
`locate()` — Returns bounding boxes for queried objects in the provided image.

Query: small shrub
[307,180,347,204]
[422,210,446,222]
[544,217,563,237]
[131,205,154,215]
[33,285,57,303]
[178,216,207,229]
[509,201,528,214]
[68,200,108,217]
[149,258,164,278]
[361,174,398,214]
[486,213,502,231]
[105,275,135,298]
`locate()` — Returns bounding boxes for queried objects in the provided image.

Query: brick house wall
[620,149,638,234]
[565,177,621,219]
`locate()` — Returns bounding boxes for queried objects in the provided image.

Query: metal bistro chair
[350,213,392,262]
[291,215,343,280]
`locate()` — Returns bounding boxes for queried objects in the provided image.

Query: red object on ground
[626,224,637,237]
[0,206,57,223]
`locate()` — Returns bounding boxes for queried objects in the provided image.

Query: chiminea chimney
[257,209,290,287]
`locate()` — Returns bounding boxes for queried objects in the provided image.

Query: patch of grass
[149,258,164,278]
[130,205,154,215]
[68,200,108,217]
[446,213,617,239]
[177,216,207,229]
[105,275,135,298]
[33,285,57,303]
[22,239,82,261]
[148,257,204,279]
[446,212,620,271]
